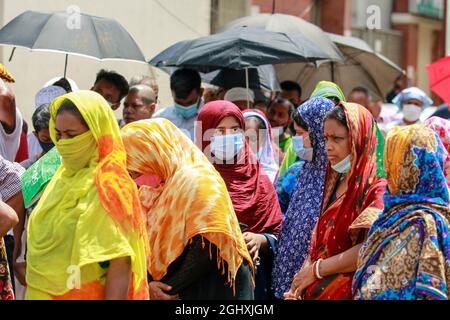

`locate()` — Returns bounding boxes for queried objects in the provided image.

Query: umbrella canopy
[275,33,404,101]
[427,56,450,106]
[202,65,280,91]
[0,10,146,76]
[223,13,343,62]
[149,26,338,72]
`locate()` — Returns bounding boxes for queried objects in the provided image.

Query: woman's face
[245,117,266,155]
[55,111,89,140]
[293,122,311,148]
[324,118,350,165]
[214,116,242,136]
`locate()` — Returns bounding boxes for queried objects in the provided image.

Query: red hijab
[196,101,282,236]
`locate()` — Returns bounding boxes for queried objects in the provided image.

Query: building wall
[211,0,251,33]
[0,0,211,123]
[251,0,314,20]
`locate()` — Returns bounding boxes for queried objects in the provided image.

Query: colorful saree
[424,117,450,189]
[26,91,149,300]
[272,97,334,299]
[353,125,450,300]
[0,237,14,300]
[121,118,253,290]
[304,102,387,300]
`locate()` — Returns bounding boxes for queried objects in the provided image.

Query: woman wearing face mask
[353,125,450,300]
[197,101,282,300]
[272,97,334,299]
[243,109,280,183]
[25,91,149,300]
[275,108,313,215]
[121,118,254,300]
[286,102,387,300]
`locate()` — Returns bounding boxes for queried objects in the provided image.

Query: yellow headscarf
[0,63,15,83]
[121,119,253,291]
[26,91,149,300]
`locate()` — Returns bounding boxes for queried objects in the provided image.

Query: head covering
[35,85,67,108]
[392,87,433,108]
[44,77,79,92]
[224,87,255,103]
[26,91,149,300]
[197,100,282,236]
[354,125,450,300]
[120,118,253,287]
[243,109,279,182]
[304,102,387,300]
[425,117,450,189]
[272,97,334,299]
[0,63,14,83]
[310,81,346,102]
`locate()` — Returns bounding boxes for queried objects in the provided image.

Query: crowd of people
[0,61,449,300]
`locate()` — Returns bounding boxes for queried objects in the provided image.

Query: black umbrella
[149,26,339,72]
[163,65,280,91]
[0,10,146,77]
[204,65,280,91]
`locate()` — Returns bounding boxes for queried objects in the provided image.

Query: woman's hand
[243,232,265,261]
[149,281,179,300]
[289,262,316,299]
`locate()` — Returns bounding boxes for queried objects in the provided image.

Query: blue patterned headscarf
[353,125,450,300]
[272,97,334,298]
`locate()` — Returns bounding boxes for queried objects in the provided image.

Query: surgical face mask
[292,135,313,162]
[403,104,422,123]
[39,140,55,153]
[331,155,351,174]
[271,126,285,138]
[174,99,202,119]
[211,133,244,161]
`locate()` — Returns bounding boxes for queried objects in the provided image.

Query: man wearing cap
[224,87,255,111]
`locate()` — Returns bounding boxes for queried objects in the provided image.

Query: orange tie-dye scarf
[121,119,253,291]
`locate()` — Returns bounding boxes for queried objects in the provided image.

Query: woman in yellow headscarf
[25,91,149,300]
[121,118,254,300]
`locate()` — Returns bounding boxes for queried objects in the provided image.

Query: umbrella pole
[245,67,250,109]
[8,47,16,62]
[331,61,335,83]
[64,54,68,78]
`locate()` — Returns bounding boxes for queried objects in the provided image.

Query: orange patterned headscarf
[121,119,253,288]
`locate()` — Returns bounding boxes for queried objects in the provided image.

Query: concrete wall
[0,0,211,123]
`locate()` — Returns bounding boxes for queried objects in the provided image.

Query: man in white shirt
[0,79,23,162]
[153,69,204,141]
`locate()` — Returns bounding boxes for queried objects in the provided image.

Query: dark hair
[281,80,302,98]
[32,104,51,132]
[52,78,72,93]
[170,68,201,99]
[324,105,348,129]
[351,86,369,98]
[56,99,88,128]
[94,69,129,101]
[293,110,309,131]
[327,96,341,106]
[268,97,295,117]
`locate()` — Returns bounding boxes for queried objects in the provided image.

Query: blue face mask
[292,135,313,162]
[174,99,203,119]
[331,155,351,173]
[39,140,55,153]
[211,133,244,162]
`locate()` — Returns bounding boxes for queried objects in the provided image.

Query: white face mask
[403,104,422,123]
[331,155,351,174]
[292,136,313,162]
[271,126,285,138]
[211,133,244,161]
